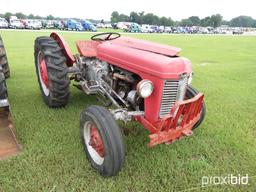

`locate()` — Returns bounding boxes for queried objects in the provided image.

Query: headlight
[188,73,193,84]
[137,80,154,98]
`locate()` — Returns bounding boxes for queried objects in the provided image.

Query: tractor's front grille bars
[159,75,188,118]
[159,80,179,118]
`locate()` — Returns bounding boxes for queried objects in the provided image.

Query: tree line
[0,12,63,21]
[111,11,256,28]
[1,11,256,28]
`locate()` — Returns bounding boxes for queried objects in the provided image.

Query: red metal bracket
[135,93,204,147]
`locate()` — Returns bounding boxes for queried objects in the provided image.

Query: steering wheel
[91,32,121,41]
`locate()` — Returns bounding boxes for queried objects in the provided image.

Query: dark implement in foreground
[0,36,20,159]
[34,32,206,176]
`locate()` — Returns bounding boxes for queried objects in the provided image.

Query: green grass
[0,30,256,192]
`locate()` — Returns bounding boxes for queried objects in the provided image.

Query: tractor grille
[159,75,188,118]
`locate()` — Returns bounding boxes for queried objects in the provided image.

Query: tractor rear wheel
[0,36,10,79]
[0,66,7,100]
[80,105,125,177]
[186,85,206,129]
[34,36,70,107]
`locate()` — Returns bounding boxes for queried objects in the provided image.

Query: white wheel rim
[37,52,50,96]
[83,121,104,165]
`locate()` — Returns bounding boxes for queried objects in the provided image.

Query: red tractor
[34,32,206,177]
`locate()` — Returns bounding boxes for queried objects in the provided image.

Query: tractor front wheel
[80,106,125,177]
[34,37,70,107]
[186,85,206,129]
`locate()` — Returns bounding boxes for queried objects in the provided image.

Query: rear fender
[50,32,75,66]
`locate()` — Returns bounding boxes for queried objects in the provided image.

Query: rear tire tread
[34,36,70,107]
[0,36,10,79]
[0,67,7,99]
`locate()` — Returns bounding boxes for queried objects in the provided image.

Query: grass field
[0,30,256,192]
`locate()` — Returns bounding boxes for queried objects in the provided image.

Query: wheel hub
[89,125,104,157]
[39,59,48,87]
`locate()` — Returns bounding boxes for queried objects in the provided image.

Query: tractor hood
[112,37,181,57]
[97,39,191,79]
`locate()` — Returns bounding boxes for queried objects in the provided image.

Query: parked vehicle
[9,18,24,29]
[233,28,243,35]
[117,22,129,30]
[41,20,55,29]
[104,23,113,28]
[213,28,227,34]
[53,20,65,30]
[96,23,105,28]
[0,18,8,28]
[34,32,206,177]
[164,26,172,33]
[24,20,42,30]
[81,20,97,32]
[111,23,118,29]
[198,27,209,34]
[124,23,141,33]
[190,26,200,34]
[150,26,163,33]
[141,25,154,33]
[171,27,179,34]
[66,19,84,31]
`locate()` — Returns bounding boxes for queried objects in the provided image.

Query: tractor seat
[76,40,100,57]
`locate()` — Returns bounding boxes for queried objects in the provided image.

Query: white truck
[141,25,154,33]
[0,18,8,28]
[9,16,24,29]
[25,20,42,30]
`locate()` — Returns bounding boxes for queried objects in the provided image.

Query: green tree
[230,16,255,27]
[111,11,119,23]
[46,15,54,20]
[253,20,256,28]
[221,20,230,26]
[188,16,200,26]
[167,17,174,26]
[28,14,34,19]
[15,12,27,19]
[180,19,193,26]
[130,12,141,24]
[138,12,145,23]
[142,13,152,24]
[4,12,12,22]
[34,15,42,19]
[142,13,159,25]
[159,17,174,27]
[119,14,129,22]
[201,16,212,27]
[152,15,160,25]
[160,17,168,26]
[210,14,222,27]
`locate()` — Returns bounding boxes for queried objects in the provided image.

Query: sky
[0,0,255,21]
